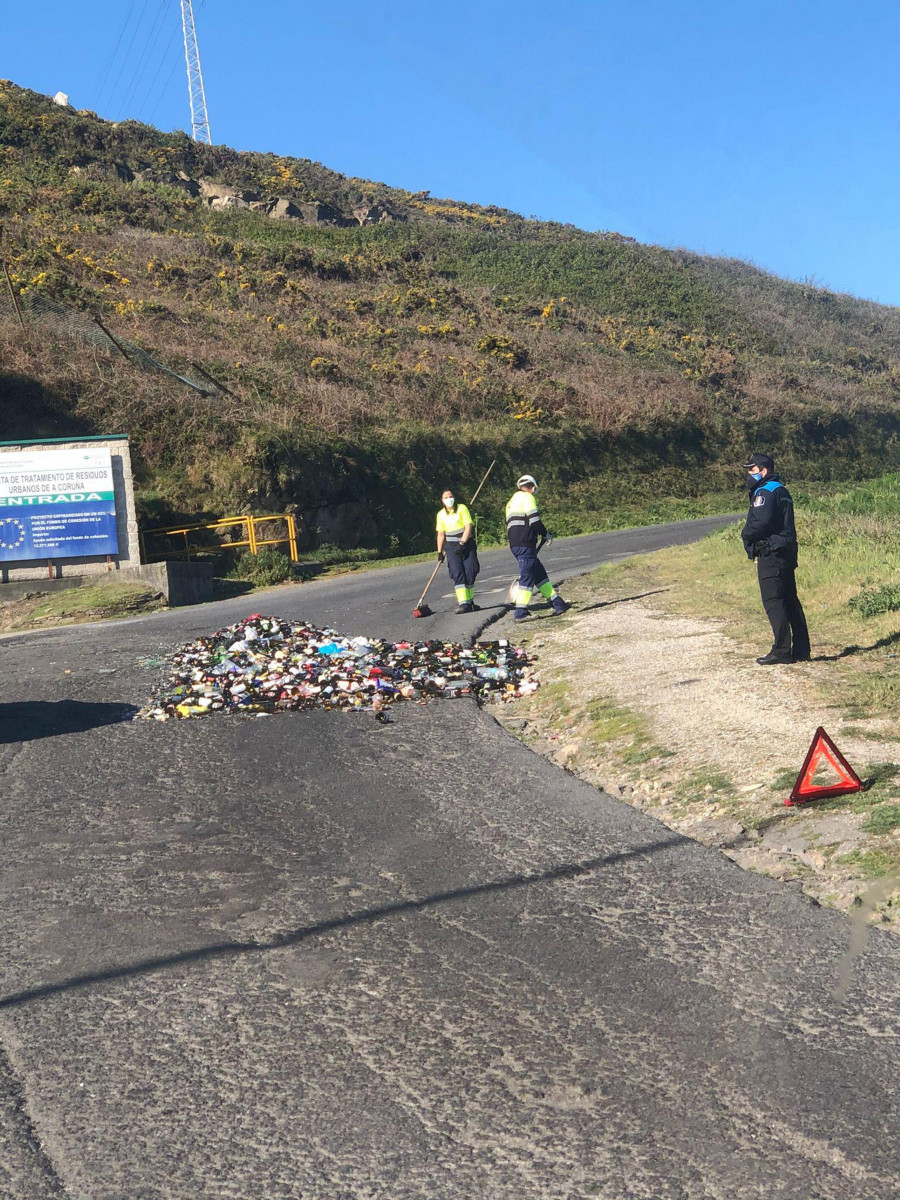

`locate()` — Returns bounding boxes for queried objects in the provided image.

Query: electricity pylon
[180,0,211,144]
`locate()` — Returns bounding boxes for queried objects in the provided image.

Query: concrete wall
[0,436,140,584]
[0,561,213,607]
[119,561,213,606]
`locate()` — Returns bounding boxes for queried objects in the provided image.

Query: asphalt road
[1,516,899,1199]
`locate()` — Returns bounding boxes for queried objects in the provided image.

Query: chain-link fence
[0,267,214,396]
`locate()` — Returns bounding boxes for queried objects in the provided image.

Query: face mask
[443,497,455,508]
[746,471,762,489]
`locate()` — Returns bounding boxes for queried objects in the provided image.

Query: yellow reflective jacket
[505,489,547,548]
[436,502,473,542]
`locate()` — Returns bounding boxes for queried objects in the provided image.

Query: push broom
[412,559,443,619]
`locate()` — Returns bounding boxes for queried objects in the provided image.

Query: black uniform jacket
[741,476,798,561]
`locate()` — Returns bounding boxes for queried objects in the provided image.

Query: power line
[136,23,181,122]
[120,0,172,120]
[146,34,183,128]
[106,0,155,119]
[94,0,141,115]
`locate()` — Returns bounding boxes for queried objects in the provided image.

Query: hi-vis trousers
[511,545,557,613]
[446,541,478,605]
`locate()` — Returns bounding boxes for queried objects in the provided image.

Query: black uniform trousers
[757,549,810,659]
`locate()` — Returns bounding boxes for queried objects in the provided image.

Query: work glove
[437,551,445,562]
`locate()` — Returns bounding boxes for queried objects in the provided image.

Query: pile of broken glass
[140,614,539,719]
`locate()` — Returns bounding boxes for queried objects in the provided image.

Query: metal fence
[0,263,214,396]
[141,514,300,564]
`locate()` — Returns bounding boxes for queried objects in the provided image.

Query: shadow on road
[0,700,138,744]
[0,833,687,1010]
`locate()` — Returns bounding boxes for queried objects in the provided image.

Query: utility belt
[755,539,797,563]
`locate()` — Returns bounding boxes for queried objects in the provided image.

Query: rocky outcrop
[352,204,395,226]
[129,168,199,195]
[90,167,400,228]
[350,204,396,225]
[264,196,303,219]
[197,179,261,208]
[254,195,357,226]
[284,200,351,226]
[70,161,134,183]
[303,501,379,549]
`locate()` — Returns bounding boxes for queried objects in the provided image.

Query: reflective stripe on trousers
[511,545,557,611]
[446,543,477,604]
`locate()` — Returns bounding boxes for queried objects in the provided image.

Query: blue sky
[6,0,898,304]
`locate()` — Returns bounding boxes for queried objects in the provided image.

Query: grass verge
[0,581,165,633]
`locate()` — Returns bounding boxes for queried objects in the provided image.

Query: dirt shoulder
[497,554,900,926]
[0,580,165,633]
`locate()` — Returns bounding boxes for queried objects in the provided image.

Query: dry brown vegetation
[2,80,900,550]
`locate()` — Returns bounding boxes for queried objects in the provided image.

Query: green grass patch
[675,767,735,804]
[531,680,573,719]
[862,761,900,789]
[837,847,900,880]
[771,766,800,792]
[32,582,160,618]
[863,805,900,835]
[228,548,298,586]
[840,725,900,743]
[0,581,165,632]
[583,696,647,745]
[624,745,676,766]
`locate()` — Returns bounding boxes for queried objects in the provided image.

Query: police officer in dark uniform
[741,453,810,665]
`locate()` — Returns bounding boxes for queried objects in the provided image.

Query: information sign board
[0,447,119,561]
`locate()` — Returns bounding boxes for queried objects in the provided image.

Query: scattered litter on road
[139,614,539,720]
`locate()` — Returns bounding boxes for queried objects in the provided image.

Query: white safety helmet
[517,474,537,489]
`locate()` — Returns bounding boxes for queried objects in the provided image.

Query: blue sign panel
[0,448,119,562]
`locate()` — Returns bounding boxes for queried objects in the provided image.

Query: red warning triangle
[786,727,863,806]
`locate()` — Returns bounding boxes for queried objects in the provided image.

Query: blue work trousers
[511,545,549,593]
[445,541,479,588]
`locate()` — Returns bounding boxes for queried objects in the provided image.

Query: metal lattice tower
[180,0,211,144]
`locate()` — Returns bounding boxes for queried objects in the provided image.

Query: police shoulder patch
[753,493,766,507]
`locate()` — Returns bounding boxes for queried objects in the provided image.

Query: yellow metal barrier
[140,513,299,564]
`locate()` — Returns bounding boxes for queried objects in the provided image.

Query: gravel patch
[496,584,900,925]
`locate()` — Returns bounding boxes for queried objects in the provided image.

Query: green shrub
[229,549,296,586]
[848,585,900,617]
[310,544,379,567]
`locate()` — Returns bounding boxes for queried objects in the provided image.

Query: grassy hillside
[2,80,900,553]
